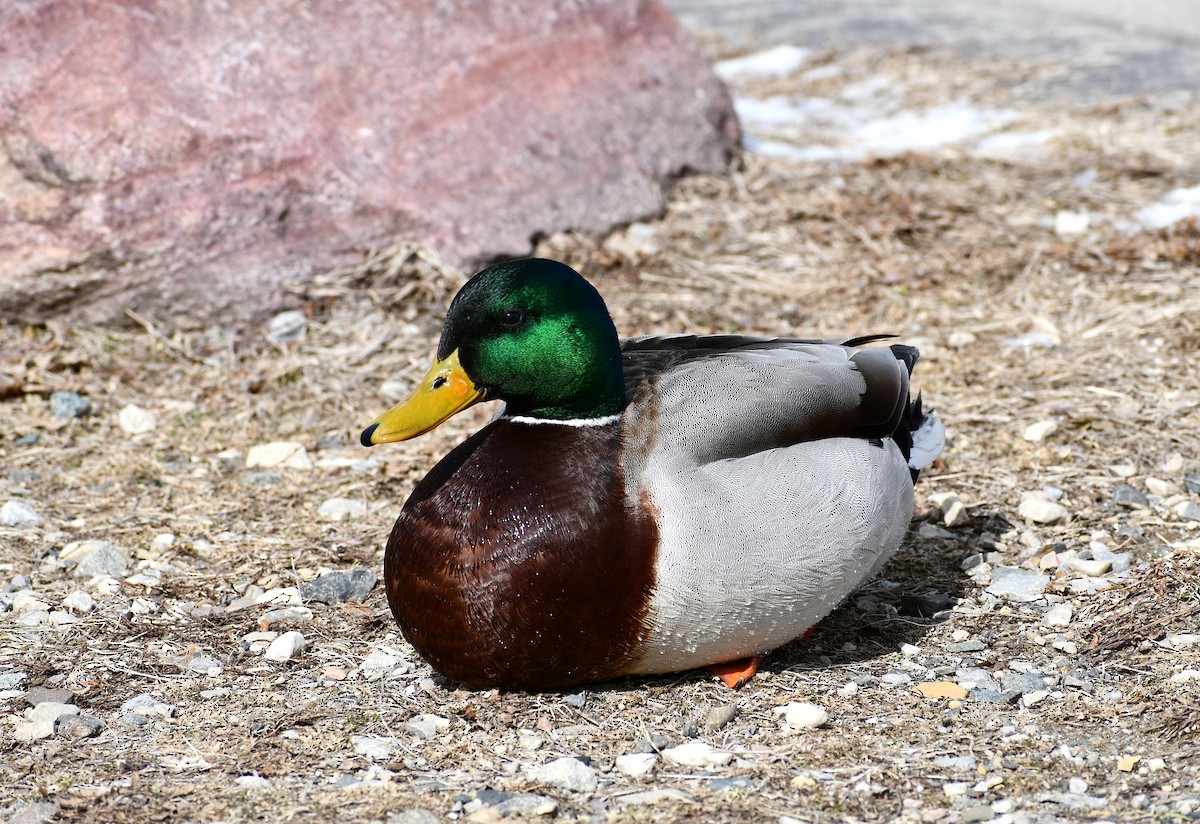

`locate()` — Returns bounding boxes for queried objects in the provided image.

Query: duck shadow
[762,506,1009,677]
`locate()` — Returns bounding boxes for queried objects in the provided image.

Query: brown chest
[384,419,659,690]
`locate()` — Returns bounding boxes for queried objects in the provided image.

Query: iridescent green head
[361,259,625,446]
[440,259,625,420]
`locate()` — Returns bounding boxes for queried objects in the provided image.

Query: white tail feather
[908,414,945,470]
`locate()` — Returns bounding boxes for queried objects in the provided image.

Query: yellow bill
[360,349,486,445]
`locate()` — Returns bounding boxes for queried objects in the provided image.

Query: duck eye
[500,309,525,328]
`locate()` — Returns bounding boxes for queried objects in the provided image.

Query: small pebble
[708,776,753,793]
[266,310,308,344]
[1175,501,1200,522]
[121,693,175,718]
[317,497,368,522]
[117,404,157,435]
[245,441,312,470]
[986,567,1048,601]
[881,671,913,686]
[300,568,377,604]
[472,791,558,817]
[236,775,273,790]
[60,540,131,578]
[1145,477,1175,497]
[527,757,598,792]
[1112,484,1148,508]
[661,740,734,767]
[1018,494,1068,525]
[1022,420,1057,442]
[24,686,74,706]
[1183,473,1200,494]
[49,391,91,419]
[1,500,44,528]
[616,752,657,777]
[1036,602,1075,628]
[59,713,105,739]
[405,713,449,740]
[360,647,411,680]
[775,702,830,729]
[259,606,313,627]
[703,704,738,731]
[353,734,398,759]
[264,630,307,661]
[1068,777,1088,794]
[943,500,969,528]
[1065,556,1111,577]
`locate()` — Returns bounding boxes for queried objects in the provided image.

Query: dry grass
[2,42,1200,823]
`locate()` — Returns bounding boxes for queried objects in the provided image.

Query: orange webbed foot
[708,655,762,689]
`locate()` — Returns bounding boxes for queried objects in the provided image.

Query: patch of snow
[1135,184,1200,229]
[851,103,1017,155]
[715,45,810,81]
[976,129,1057,157]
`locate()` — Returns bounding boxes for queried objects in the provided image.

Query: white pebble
[118,404,157,435]
[1171,670,1200,683]
[235,775,273,790]
[1018,494,1068,525]
[352,734,398,760]
[245,441,312,470]
[1068,777,1088,794]
[616,752,657,777]
[1145,477,1175,497]
[1065,557,1111,577]
[1,500,44,528]
[1022,420,1058,442]
[152,533,176,550]
[775,702,830,729]
[838,681,859,697]
[62,590,95,613]
[264,630,307,661]
[1042,603,1073,627]
[405,713,449,740]
[1054,210,1089,235]
[1166,634,1200,649]
[318,498,367,522]
[661,740,734,767]
[11,590,50,614]
[267,310,308,344]
[528,757,598,792]
[943,499,969,527]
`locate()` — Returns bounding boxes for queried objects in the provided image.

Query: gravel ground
[2,41,1200,824]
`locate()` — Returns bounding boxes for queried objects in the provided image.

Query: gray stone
[27,701,79,725]
[241,471,284,487]
[264,631,307,661]
[301,568,377,605]
[266,310,308,344]
[388,811,439,824]
[956,668,999,692]
[474,790,559,817]
[186,654,224,674]
[704,704,738,731]
[316,497,367,522]
[405,713,449,740]
[24,686,74,706]
[61,540,130,578]
[49,391,91,418]
[59,713,105,739]
[633,732,670,753]
[935,755,978,770]
[564,691,587,708]
[972,688,1021,704]
[708,776,753,793]
[0,670,28,689]
[528,756,599,792]
[1112,484,1148,507]
[3,802,58,824]
[1000,671,1048,695]
[1,500,44,528]
[1183,473,1200,494]
[948,640,987,653]
[961,804,995,822]
[986,567,1048,601]
[1177,501,1200,522]
[121,692,175,718]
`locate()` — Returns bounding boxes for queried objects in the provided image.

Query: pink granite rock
[0,0,737,326]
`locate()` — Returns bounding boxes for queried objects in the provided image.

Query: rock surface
[0,0,737,327]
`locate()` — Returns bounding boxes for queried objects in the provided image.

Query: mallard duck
[361,258,943,691]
